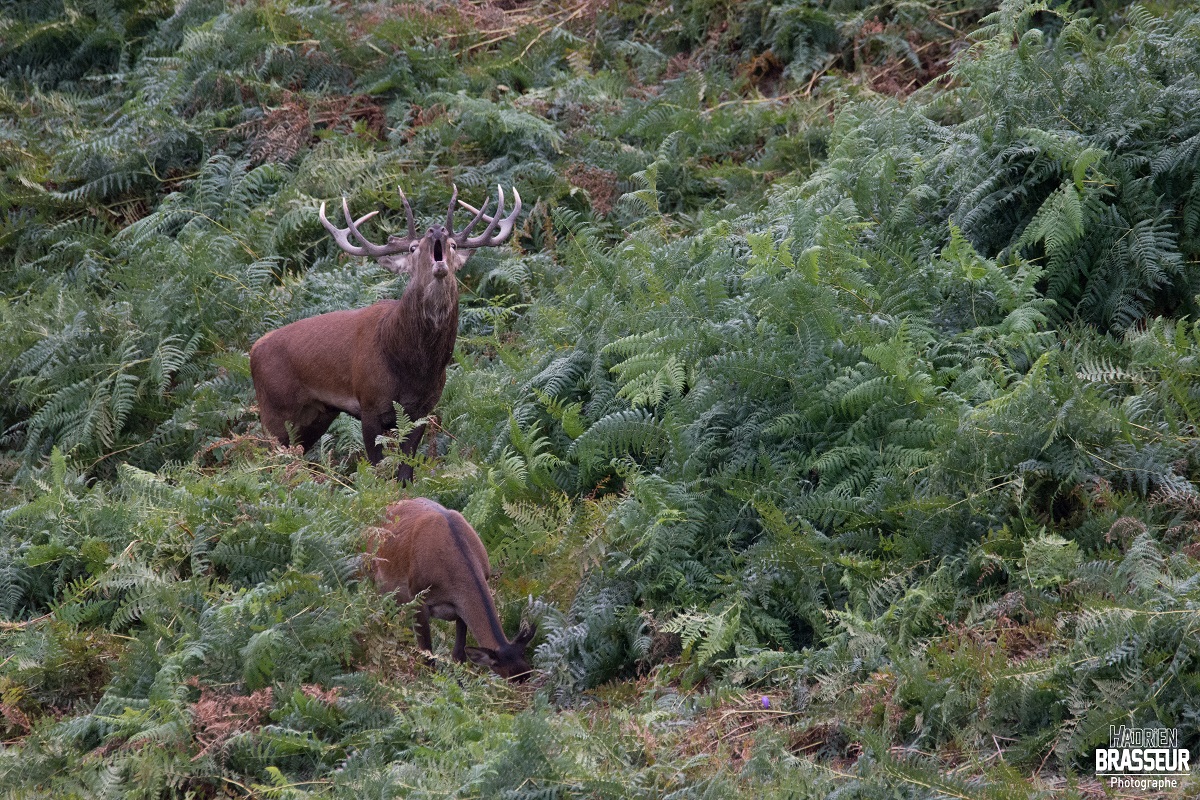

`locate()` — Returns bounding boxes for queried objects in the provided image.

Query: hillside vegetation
[2,0,1199,797]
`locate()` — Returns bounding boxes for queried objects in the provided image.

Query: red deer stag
[367,498,537,681]
[251,186,521,482]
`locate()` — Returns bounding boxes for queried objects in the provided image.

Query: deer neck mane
[381,274,459,372]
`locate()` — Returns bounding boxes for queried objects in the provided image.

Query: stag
[367,497,537,681]
[250,186,520,482]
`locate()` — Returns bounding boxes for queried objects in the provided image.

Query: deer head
[464,622,538,682]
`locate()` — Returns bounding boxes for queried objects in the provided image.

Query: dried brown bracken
[858,26,964,98]
[233,95,387,165]
[564,163,619,216]
[299,683,341,705]
[1105,516,1147,548]
[191,685,274,758]
[0,699,31,737]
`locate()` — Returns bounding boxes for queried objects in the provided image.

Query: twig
[703,90,833,116]
[805,57,837,97]
[457,1,586,55]
[88,441,150,471]
[461,30,521,54]
[510,2,590,64]
[1035,739,1056,777]
[718,707,803,719]
[932,17,960,34]
[0,613,51,631]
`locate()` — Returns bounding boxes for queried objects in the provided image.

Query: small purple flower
[761,696,770,709]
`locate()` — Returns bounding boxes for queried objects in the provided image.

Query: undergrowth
[2,0,1199,797]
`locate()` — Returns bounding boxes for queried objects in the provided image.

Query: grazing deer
[367,498,537,681]
[250,185,521,483]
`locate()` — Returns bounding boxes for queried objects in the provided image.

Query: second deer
[366,498,537,681]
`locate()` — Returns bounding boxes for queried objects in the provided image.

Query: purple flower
[761,696,770,709]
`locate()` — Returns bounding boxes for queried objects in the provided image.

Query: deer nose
[432,262,449,279]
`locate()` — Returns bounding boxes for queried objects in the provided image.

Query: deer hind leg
[256,378,338,452]
[292,406,339,452]
[255,382,292,445]
[274,403,338,452]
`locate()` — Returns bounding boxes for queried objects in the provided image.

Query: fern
[6,0,1200,794]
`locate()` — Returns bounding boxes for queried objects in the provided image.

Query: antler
[452,185,522,248]
[318,189,419,257]
[397,186,418,241]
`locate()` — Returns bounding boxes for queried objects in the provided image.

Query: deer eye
[409,242,419,253]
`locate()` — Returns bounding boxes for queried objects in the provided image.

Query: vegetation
[2,0,1199,796]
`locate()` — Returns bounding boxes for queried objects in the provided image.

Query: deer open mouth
[433,239,444,262]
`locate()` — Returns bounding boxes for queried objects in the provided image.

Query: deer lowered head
[367,498,537,681]
[250,186,521,482]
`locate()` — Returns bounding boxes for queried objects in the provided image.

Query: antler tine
[457,185,502,243]
[444,184,459,232]
[342,198,408,258]
[484,185,505,239]
[341,197,380,244]
[319,199,369,256]
[453,191,491,243]
[318,198,412,258]
[456,186,522,249]
[398,186,417,239]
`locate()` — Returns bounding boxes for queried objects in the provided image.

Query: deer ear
[376,253,412,275]
[464,647,499,668]
[514,622,537,648]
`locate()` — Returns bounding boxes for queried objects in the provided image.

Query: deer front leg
[415,604,436,668]
[415,604,433,652]
[362,414,386,465]
[362,408,426,483]
[452,617,468,662]
[396,424,426,484]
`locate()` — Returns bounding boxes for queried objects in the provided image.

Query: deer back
[368,498,491,612]
[367,498,536,680]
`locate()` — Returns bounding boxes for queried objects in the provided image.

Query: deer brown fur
[250,186,520,482]
[367,498,536,681]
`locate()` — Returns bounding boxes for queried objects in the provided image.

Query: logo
[1095,726,1191,791]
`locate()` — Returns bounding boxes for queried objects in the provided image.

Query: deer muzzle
[429,230,450,279]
